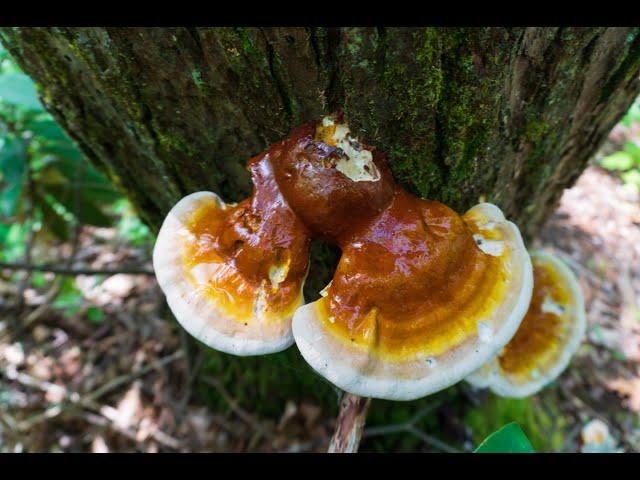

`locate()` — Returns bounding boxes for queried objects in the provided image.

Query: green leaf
[622,169,640,189]
[475,422,535,453]
[31,271,48,288]
[33,191,70,241]
[40,142,83,164]
[0,182,21,216]
[0,135,26,182]
[623,141,640,163]
[42,184,113,228]
[0,222,28,261]
[116,204,152,247]
[0,136,27,216]
[38,146,121,204]
[52,277,84,317]
[87,306,105,324]
[611,350,627,362]
[622,99,640,127]
[601,151,634,171]
[0,73,44,111]
[26,118,70,143]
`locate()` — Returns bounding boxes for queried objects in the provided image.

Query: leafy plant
[114,199,152,248]
[600,97,640,191]
[464,395,566,451]
[0,44,124,258]
[86,305,105,324]
[0,45,153,325]
[475,422,535,453]
[51,277,84,317]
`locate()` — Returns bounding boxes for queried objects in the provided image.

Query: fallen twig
[362,399,461,452]
[85,350,184,403]
[84,411,181,451]
[0,261,154,276]
[201,375,272,449]
[6,350,183,431]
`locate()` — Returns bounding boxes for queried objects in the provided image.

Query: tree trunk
[2,27,639,432]
[2,28,639,236]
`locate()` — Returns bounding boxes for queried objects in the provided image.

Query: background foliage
[600,97,640,192]
[0,43,151,271]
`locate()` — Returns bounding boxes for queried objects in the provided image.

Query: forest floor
[1,163,639,453]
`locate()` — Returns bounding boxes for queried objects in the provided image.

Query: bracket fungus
[292,180,533,401]
[466,250,587,398]
[153,112,534,401]
[153,147,312,355]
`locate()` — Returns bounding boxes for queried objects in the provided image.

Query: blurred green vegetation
[464,393,566,452]
[474,422,534,453]
[0,43,152,277]
[600,97,640,191]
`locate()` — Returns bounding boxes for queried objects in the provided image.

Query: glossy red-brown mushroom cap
[293,199,533,400]
[153,154,311,355]
[270,116,395,240]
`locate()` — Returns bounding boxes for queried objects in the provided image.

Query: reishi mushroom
[153,112,536,451]
[293,195,533,401]
[153,147,312,355]
[466,250,587,397]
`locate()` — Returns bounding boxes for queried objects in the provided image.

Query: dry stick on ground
[361,399,461,453]
[561,422,584,453]
[10,350,184,431]
[177,331,202,419]
[328,393,371,453]
[0,261,154,276]
[83,411,182,451]
[328,392,459,453]
[201,375,272,450]
[328,393,458,453]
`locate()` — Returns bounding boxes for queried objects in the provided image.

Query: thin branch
[12,136,36,331]
[8,350,183,431]
[363,423,407,437]
[361,398,461,453]
[21,277,65,329]
[328,393,371,453]
[201,376,261,428]
[406,426,461,453]
[85,350,184,403]
[201,375,272,449]
[83,411,182,451]
[177,332,202,419]
[0,261,154,276]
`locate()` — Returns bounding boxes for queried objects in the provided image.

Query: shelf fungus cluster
[466,250,586,397]
[153,113,584,401]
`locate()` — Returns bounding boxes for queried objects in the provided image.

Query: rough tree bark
[2,28,639,236]
[2,27,639,429]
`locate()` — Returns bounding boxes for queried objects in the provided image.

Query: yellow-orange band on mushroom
[498,259,570,377]
[153,153,311,356]
[180,197,306,325]
[293,200,532,400]
[466,250,586,397]
[316,190,512,361]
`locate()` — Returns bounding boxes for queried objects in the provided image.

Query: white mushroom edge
[292,202,534,401]
[466,250,587,397]
[153,191,302,356]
